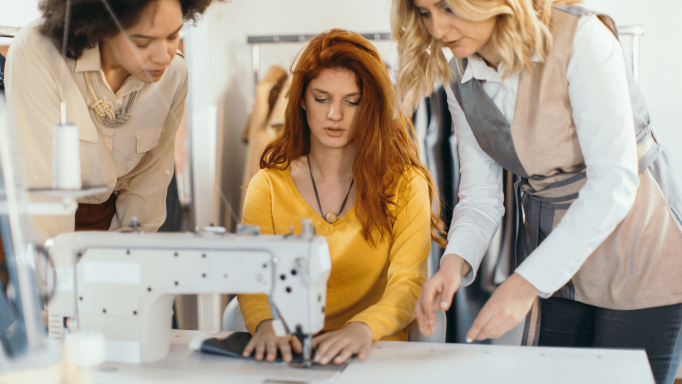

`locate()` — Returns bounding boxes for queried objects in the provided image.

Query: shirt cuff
[442,224,491,286]
[513,227,591,297]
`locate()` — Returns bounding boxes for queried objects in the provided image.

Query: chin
[449,47,476,59]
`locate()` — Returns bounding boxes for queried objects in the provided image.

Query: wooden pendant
[325,212,338,224]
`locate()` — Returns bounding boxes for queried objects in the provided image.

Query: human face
[303,69,362,151]
[413,0,497,60]
[103,0,183,83]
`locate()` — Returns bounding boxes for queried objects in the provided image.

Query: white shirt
[443,16,640,297]
[6,20,188,242]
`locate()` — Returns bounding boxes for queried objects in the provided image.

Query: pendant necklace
[307,154,354,224]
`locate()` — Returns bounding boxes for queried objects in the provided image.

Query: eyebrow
[311,88,362,97]
[130,24,183,40]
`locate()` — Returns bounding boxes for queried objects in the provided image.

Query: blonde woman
[392,1,682,383]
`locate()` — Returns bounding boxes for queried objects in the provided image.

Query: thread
[52,123,82,190]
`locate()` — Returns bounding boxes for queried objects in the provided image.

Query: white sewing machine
[46,221,331,364]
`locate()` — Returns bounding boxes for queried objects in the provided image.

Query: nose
[430,11,450,40]
[327,101,343,122]
[150,41,172,67]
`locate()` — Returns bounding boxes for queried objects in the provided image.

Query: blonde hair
[392,0,582,114]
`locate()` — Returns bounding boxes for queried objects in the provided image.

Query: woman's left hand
[311,322,373,365]
[466,273,540,342]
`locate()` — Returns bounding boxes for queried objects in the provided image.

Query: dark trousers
[538,297,682,384]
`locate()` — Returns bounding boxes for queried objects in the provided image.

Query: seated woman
[238,29,446,366]
[5,0,222,242]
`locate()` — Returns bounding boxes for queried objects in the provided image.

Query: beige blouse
[5,20,188,242]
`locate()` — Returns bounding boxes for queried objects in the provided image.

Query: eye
[315,97,328,103]
[168,34,180,42]
[418,8,430,17]
[347,100,361,106]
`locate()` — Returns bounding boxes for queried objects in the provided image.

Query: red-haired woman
[237,29,445,366]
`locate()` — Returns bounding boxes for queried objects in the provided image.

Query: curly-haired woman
[5,0,222,241]
[237,29,446,366]
[391,1,682,383]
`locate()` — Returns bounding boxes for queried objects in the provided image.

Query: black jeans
[539,297,682,384]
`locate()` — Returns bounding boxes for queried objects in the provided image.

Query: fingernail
[314,355,321,363]
[440,301,448,309]
[466,337,473,343]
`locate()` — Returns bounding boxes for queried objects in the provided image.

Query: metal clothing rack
[246,32,391,85]
[0,26,20,38]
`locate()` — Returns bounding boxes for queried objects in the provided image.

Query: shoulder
[160,50,188,92]
[248,167,289,192]
[8,19,57,60]
[395,166,430,199]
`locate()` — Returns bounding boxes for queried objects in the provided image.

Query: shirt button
[165,170,170,175]
[94,200,99,204]
[105,141,110,147]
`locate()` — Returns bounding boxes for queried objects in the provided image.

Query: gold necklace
[307,154,354,224]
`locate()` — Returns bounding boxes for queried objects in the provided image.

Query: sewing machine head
[46,222,331,364]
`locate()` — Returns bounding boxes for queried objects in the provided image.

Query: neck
[476,40,503,70]
[99,40,130,93]
[307,142,356,181]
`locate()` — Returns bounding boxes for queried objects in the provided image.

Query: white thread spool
[52,103,82,190]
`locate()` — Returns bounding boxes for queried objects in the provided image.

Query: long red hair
[260,29,446,247]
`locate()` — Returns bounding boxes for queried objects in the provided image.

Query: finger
[334,344,356,365]
[313,335,336,363]
[357,343,371,361]
[254,340,266,361]
[439,275,460,312]
[423,281,443,331]
[290,335,303,354]
[417,284,437,334]
[278,339,293,363]
[311,333,331,350]
[318,338,349,365]
[242,337,257,357]
[265,340,278,362]
[474,314,500,341]
[415,299,429,336]
[466,306,494,343]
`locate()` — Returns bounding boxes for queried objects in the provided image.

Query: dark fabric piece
[158,170,183,232]
[539,297,682,384]
[198,332,353,368]
[449,59,528,178]
[74,193,116,231]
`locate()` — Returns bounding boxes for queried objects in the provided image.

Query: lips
[442,39,461,49]
[145,69,165,77]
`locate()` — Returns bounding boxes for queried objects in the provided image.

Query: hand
[466,273,540,342]
[415,253,471,336]
[311,322,373,365]
[242,319,303,362]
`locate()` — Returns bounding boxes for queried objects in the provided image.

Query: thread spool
[52,122,82,190]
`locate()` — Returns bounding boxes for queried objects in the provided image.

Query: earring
[302,104,306,110]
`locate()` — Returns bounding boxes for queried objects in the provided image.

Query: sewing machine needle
[303,334,312,368]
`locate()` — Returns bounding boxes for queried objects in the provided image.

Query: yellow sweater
[237,166,431,341]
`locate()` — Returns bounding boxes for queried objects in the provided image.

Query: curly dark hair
[39,0,226,59]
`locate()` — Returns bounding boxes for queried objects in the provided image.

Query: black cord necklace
[307,154,354,224]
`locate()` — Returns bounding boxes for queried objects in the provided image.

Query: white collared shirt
[443,15,640,296]
[6,19,188,242]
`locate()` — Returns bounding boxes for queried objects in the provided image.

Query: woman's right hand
[415,253,472,336]
[242,319,303,362]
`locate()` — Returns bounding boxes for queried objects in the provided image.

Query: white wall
[0,0,40,45]
[582,0,682,170]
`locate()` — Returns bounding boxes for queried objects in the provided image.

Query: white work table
[90,330,654,384]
